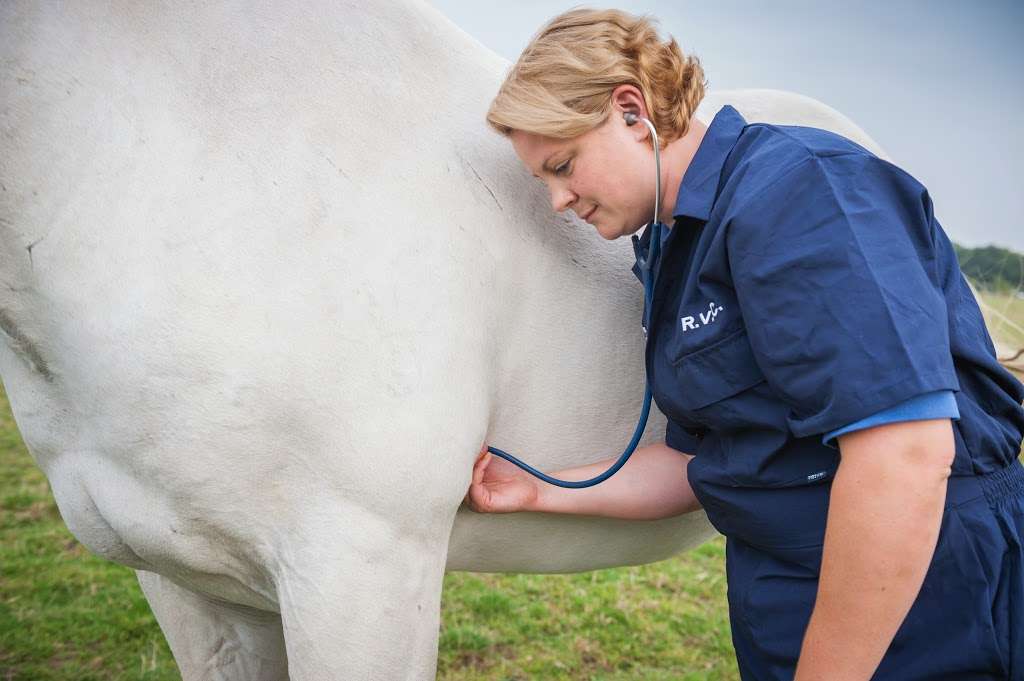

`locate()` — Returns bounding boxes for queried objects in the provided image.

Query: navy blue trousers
[726,460,1024,680]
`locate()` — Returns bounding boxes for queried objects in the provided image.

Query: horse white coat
[0,1,886,678]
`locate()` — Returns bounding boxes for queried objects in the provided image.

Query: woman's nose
[549,185,577,213]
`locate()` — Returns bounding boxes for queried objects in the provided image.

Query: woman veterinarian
[466,8,1024,680]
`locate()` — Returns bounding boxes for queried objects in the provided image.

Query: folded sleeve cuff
[665,418,701,454]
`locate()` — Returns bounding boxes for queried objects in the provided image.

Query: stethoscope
[486,112,667,488]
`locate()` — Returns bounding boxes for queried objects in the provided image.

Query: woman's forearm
[526,442,701,520]
[794,420,954,680]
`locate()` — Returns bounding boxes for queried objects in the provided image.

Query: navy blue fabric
[823,389,960,447]
[633,105,1024,477]
[633,105,1024,677]
[726,460,1024,680]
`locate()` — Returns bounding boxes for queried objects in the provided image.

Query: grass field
[0,385,738,680]
[977,290,1024,350]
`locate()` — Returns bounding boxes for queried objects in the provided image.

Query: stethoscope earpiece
[621,112,662,236]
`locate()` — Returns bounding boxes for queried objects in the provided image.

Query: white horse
[0,1,885,678]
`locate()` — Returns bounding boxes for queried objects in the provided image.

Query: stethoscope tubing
[486,115,665,489]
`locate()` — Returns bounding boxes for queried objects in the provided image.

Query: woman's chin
[597,220,643,241]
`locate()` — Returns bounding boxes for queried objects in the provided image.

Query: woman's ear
[610,84,650,139]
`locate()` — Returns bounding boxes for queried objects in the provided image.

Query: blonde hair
[486,8,706,146]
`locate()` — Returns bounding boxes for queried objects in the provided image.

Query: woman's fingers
[469,473,489,512]
[466,448,492,512]
[472,452,489,487]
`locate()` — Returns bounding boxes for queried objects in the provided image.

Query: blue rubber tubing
[486,222,663,488]
[486,386,653,488]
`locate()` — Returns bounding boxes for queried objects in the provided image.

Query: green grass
[976,289,1024,383]
[0,386,737,680]
[977,289,1024,348]
[436,547,735,680]
[0,391,178,680]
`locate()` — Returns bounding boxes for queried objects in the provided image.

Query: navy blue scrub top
[632,105,1024,537]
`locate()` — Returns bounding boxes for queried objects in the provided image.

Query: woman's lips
[581,206,598,223]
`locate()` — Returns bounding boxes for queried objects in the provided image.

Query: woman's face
[510,114,657,241]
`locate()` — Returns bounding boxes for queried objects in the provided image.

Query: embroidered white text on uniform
[681,301,725,332]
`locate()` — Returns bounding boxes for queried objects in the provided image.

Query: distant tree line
[954,243,1024,293]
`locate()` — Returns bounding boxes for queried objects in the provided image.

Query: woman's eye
[554,161,570,176]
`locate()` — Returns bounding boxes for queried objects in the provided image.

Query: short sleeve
[665,417,700,453]
[727,153,959,439]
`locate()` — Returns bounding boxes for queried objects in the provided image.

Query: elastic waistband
[945,459,1024,508]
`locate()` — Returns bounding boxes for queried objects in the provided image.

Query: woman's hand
[464,442,541,513]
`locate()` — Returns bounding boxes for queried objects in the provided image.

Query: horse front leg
[137,570,290,681]
[271,500,456,681]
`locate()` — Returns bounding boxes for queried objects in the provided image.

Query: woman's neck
[658,116,708,225]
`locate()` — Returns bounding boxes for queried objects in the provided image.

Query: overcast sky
[432,0,1023,252]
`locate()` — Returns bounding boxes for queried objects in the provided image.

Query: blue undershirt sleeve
[822,390,960,448]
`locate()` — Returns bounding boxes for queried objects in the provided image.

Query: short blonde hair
[486,8,706,146]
